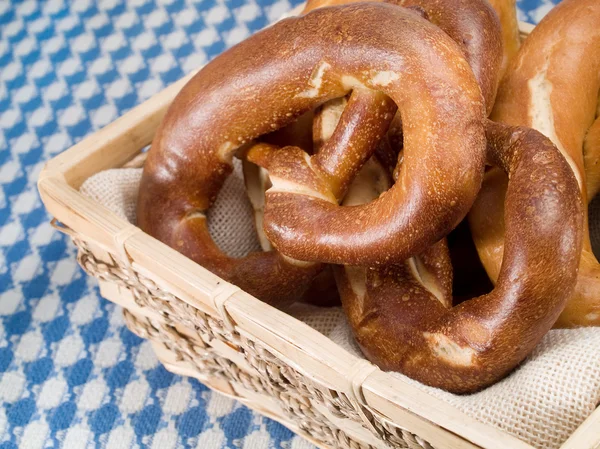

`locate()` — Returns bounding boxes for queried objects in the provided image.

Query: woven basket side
[68,230,438,449]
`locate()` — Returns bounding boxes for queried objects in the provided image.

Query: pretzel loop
[338,121,583,393]
[138,3,486,290]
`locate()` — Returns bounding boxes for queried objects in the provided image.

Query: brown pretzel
[584,100,600,203]
[338,121,583,394]
[470,0,600,327]
[138,4,487,282]
[486,0,520,75]
[303,0,503,114]
[243,117,343,307]
[303,0,503,192]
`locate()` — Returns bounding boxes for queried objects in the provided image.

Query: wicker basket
[37,20,600,449]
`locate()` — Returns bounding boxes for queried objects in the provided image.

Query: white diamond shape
[57,15,79,32]
[62,424,92,449]
[0,108,21,128]
[101,33,125,52]
[119,379,149,414]
[182,51,207,74]
[4,19,24,38]
[106,78,130,99]
[50,257,78,286]
[132,31,156,51]
[163,381,192,415]
[29,106,52,127]
[195,427,224,449]
[242,428,271,449]
[0,372,25,402]
[14,37,36,57]
[15,331,43,362]
[44,81,67,100]
[151,53,175,74]
[138,78,163,100]
[33,295,60,323]
[28,16,51,33]
[150,428,178,449]
[30,58,51,79]
[42,35,65,54]
[38,376,67,409]
[224,25,249,47]
[95,337,122,368]
[0,220,22,245]
[147,9,168,28]
[78,378,107,411]
[70,294,98,325]
[58,105,86,127]
[21,420,49,449]
[194,27,218,48]
[11,188,39,212]
[236,3,260,22]
[0,289,23,316]
[206,387,234,418]
[54,334,85,367]
[205,4,229,25]
[13,253,41,282]
[120,54,144,74]
[106,424,134,449]
[90,103,117,128]
[73,33,95,53]
[135,341,159,371]
[163,30,186,49]
[74,79,98,100]
[88,14,109,30]
[16,0,37,15]
[1,61,22,82]
[29,221,55,247]
[11,134,38,153]
[45,132,72,154]
[89,55,112,75]
[174,8,197,26]
[13,85,36,104]
[115,11,137,29]
[58,57,80,76]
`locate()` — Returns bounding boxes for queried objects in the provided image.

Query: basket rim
[36,18,599,449]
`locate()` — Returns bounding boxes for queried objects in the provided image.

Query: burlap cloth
[80,161,600,449]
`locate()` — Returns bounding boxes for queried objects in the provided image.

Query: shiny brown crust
[138,4,487,274]
[339,121,583,394]
[472,0,600,327]
[303,0,503,113]
[486,0,520,75]
[584,107,600,201]
[303,0,503,293]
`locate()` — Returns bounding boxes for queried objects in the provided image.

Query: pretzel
[338,121,583,393]
[302,0,503,114]
[584,101,600,202]
[470,0,600,327]
[138,4,487,290]
[486,0,520,74]
[303,0,502,180]
[243,117,343,307]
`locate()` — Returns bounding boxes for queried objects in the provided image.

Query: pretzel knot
[138,3,486,300]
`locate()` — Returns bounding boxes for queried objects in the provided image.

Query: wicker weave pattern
[65,232,436,449]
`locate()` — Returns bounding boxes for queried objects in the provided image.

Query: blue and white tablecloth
[0,0,561,447]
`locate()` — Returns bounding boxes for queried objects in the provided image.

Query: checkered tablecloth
[0,0,561,448]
